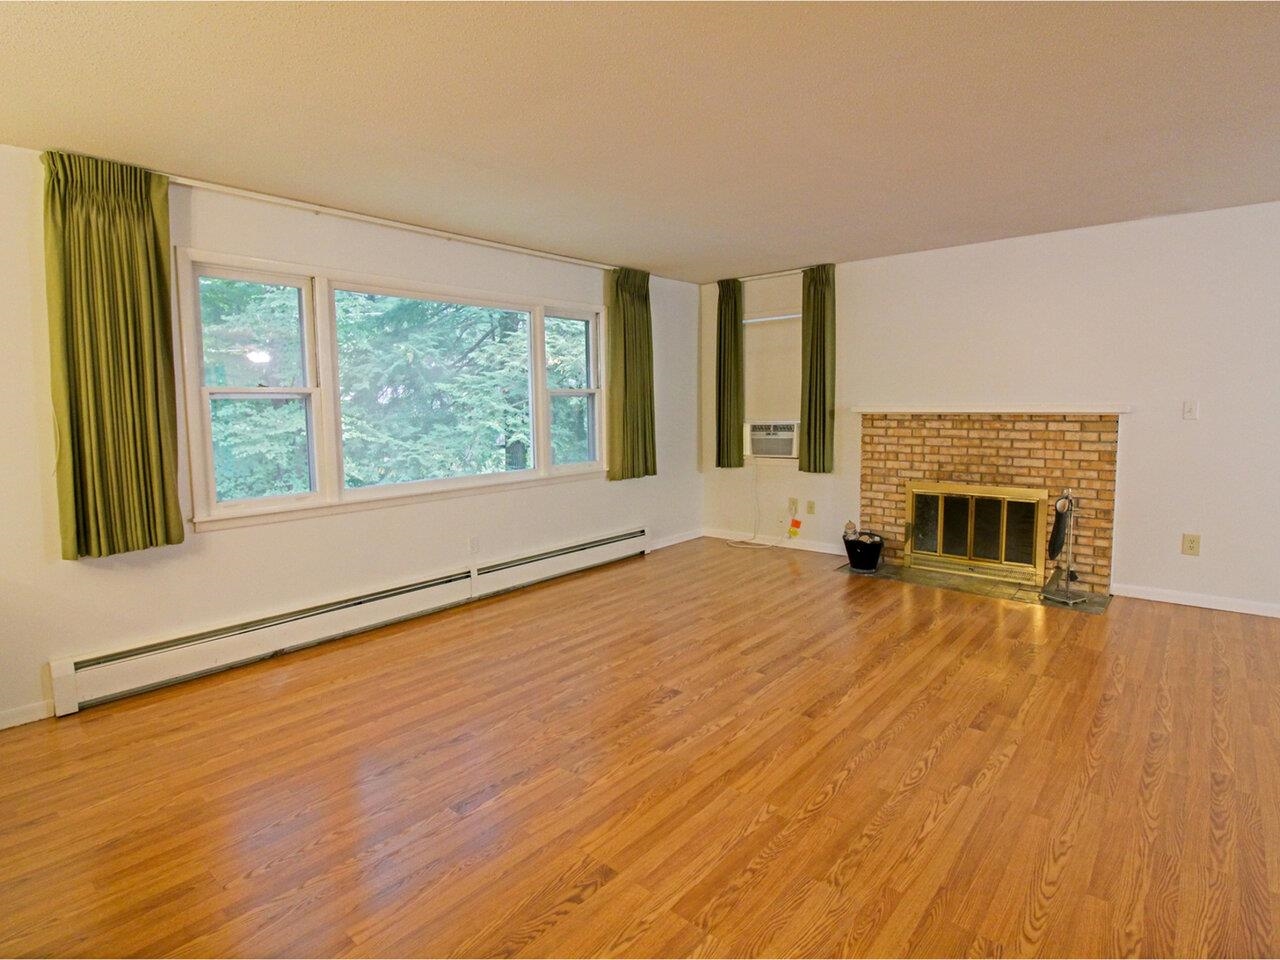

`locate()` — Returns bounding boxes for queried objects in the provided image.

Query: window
[195,272,319,505]
[544,314,599,465]
[178,252,604,526]
[334,289,533,488]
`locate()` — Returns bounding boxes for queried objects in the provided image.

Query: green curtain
[44,152,184,559]
[715,278,744,468]
[799,263,836,473]
[604,267,657,480]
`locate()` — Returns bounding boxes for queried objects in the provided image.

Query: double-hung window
[544,313,601,467]
[177,252,605,527]
[194,269,322,507]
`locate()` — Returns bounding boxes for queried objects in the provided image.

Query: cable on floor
[726,458,774,549]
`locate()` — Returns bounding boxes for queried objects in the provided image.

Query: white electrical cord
[726,458,775,549]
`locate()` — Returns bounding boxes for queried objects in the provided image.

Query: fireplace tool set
[1040,489,1087,607]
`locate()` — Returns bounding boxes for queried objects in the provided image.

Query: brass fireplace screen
[904,481,1048,584]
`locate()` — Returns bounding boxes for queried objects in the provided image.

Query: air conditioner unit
[746,420,799,459]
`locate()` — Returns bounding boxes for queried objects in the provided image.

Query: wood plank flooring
[1,538,1278,957]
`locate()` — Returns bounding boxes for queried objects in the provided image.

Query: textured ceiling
[2,2,1279,282]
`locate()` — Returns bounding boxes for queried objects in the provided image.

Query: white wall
[702,202,1280,615]
[0,143,703,725]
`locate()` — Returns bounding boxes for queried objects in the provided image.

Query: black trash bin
[844,532,884,572]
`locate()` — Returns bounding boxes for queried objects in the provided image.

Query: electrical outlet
[788,496,799,515]
[1181,533,1201,557]
[1182,400,1200,421]
[806,500,816,515]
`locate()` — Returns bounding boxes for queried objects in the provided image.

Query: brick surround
[859,413,1119,593]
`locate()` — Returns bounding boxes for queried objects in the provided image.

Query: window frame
[175,249,607,530]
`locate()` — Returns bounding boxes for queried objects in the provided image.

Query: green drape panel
[604,267,657,480]
[44,152,184,559]
[715,278,744,467]
[799,263,836,473]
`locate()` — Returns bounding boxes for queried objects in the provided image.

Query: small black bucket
[844,533,884,572]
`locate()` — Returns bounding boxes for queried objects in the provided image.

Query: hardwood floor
[2,537,1278,958]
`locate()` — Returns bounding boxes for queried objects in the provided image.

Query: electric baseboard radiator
[473,529,647,596]
[49,528,647,716]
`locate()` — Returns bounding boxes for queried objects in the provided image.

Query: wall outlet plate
[788,496,799,515]
[1181,533,1201,556]
[806,500,816,515]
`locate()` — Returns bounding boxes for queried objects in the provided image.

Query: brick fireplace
[859,413,1119,593]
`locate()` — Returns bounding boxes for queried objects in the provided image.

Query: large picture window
[177,252,605,526]
[334,289,533,488]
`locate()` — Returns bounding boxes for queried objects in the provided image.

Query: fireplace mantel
[851,402,1133,414]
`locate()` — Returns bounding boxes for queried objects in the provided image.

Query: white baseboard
[646,529,704,553]
[1110,583,1280,619]
[0,699,54,732]
[702,527,846,557]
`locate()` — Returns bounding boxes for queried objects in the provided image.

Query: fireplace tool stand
[1041,489,1088,607]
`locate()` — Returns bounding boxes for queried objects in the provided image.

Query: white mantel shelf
[850,403,1134,415]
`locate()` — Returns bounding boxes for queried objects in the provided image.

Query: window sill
[190,466,607,533]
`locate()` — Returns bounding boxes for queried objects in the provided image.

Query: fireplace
[859,412,1119,594]
[904,481,1047,585]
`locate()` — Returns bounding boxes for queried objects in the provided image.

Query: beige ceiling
[2,2,1279,283]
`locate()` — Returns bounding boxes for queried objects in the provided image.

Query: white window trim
[175,248,607,532]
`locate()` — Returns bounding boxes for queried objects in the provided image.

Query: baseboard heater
[473,529,646,596]
[49,528,647,717]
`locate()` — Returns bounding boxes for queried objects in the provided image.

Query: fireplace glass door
[906,482,1046,583]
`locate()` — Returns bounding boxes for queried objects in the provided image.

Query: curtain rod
[164,173,617,273]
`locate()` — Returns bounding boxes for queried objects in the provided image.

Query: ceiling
[2,2,1279,283]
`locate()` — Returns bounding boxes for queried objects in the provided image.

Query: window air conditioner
[745,421,799,459]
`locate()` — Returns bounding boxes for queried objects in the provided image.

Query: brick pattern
[859,414,1118,593]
